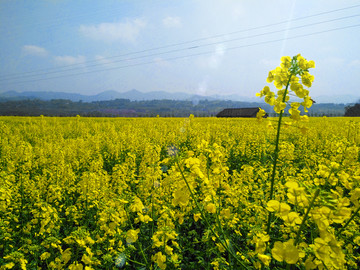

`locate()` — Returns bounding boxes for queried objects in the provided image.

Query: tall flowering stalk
[256,54,315,234]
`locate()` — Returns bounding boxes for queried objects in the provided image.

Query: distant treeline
[345,103,360,116]
[0,98,352,117]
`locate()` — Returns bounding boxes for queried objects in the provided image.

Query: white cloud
[209,44,226,68]
[323,57,345,66]
[197,44,226,69]
[22,45,48,57]
[349,59,360,68]
[232,6,244,20]
[95,55,114,65]
[260,58,279,68]
[54,55,86,65]
[162,16,182,28]
[197,77,209,96]
[154,57,170,67]
[79,18,146,43]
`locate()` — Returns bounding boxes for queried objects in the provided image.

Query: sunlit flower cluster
[256,54,315,123]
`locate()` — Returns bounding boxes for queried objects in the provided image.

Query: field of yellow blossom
[0,115,359,269]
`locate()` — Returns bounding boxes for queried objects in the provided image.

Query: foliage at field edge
[0,98,347,117]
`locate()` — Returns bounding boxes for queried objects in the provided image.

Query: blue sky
[0,0,359,100]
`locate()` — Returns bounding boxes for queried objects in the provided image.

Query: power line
[1,13,359,81]
[2,4,360,76]
[4,23,359,85]
[3,3,360,41]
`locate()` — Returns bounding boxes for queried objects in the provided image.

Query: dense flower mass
[0,115,359,269]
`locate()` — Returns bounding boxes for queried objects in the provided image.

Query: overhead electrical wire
[1,11,359,82]
[2,4,360,77]
[1,14,359,82]
[3,3,360,42]
[1,4,359,85]
[2,4,360,73]
[3,23,359,85]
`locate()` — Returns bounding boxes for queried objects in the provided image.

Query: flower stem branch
[336,205,360,237]
[266,74,292,234]
[294,188,320,245]
[175,159,249,270]
[127,257,147,266]
[125,210,149,267]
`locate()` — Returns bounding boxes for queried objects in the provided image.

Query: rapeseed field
[1,55,360,269]
[0,116,359,269]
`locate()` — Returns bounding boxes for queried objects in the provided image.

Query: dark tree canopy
[345,101,360,116]
[0,98,348,117]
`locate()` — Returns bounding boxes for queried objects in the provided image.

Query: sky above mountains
[0,0,359,101]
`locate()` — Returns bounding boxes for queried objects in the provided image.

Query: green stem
[175,159,249,270]
[125,210,149,266]
[294,189,320,245]
[151,173,155,237]
[213,196,226,240]
[19,175,24,227]
[212,194,233,264]
[127,257,147,266]
[336,205,360,237]
[138,242,148,266]
[266,75,292,234]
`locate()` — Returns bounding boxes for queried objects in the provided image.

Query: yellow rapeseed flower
[256,108,266,122]
[126,229,140,244]
[257,253,271,266]
[281,56,292,69]
[152,251,167,270]
[266,200,291,215]
[172,188,190,208]
[193,213,201,222]
[272,239,299,264]
[205,203,217,214]
[281,212,302,226]
[40,252,51,261]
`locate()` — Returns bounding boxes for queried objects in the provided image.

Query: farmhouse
[216,107,267,118]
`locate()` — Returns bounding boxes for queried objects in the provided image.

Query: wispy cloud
[154,57,170,67]
[54,55,86,66]
[94,55,118,67]
[208,44,226,68]
[162,16,182,28]
[22,45,48,57]
[324,57,345,66]
[79,18,146,43]
[260,58,279,68]
[197,78,209,96]
[349,59,360,68]
[197,44,226,69]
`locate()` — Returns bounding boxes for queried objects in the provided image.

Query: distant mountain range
[0,89,358,104]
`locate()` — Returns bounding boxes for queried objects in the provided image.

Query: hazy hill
[0,90,358,104]
[0,98,349,117]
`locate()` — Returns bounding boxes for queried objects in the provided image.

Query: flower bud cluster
[256,54,315,121]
